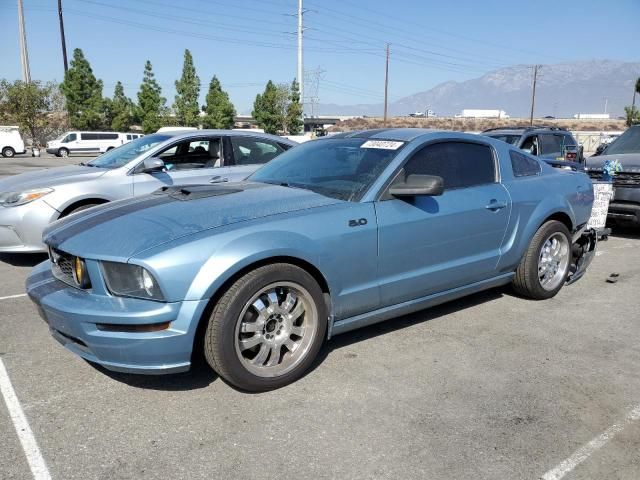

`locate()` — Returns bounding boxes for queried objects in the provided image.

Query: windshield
[55,132,69,141]
[88,134,171,169]
[603,126,640,155]
[486,134,522,145]
[249,137,405,201]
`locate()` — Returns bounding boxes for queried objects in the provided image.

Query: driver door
[375,140,511,306]
[132,136,226,195]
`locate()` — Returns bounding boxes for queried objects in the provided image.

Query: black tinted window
[80,133,98,141]
[100,133,119,140]
[538,134,564,155]
[510,150,541,177]
[404,142,495,189]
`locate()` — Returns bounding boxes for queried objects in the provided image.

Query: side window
[156,138,222,170]
[538,134,563,156]
[404,142,495,190]
[520,136,539,155]
[510,150,541,177]
[126,134,132,140]
[230,137,285,165]
[64,133,77,143]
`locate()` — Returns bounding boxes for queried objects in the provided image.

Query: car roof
[161,129,298,145]
[482,126,571,135]
[327,128,445,142]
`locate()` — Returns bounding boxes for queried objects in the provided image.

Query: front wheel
[204,264,327,391]
[2,147,15,158]
[512,220,571,300]
[57,147,69,157]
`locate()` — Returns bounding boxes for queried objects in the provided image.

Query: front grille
[49,247,75,286]
[588,170,640,187]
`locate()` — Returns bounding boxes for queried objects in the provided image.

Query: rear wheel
[2,147,15,158]
[512,220,571,300]
[204,263,327,392]
[57,147,69,157]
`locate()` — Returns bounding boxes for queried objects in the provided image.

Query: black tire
[204,263,327,392]
[58,148,69,157]
[2,147,15,158]
[512,220,571,300]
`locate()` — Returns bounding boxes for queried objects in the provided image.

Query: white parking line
[0,358,52,480]
[540,404,640,480]
[0,293,28,301]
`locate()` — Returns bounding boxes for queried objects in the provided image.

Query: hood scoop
[154,184,243,201]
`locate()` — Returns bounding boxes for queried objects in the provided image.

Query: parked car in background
[0,130,296,252]
[592,134,621,156]
[585,125,640,227]
[482,126,583,165]
[46,131,144,157]
[27,129,596,391]
[0,126,27,158]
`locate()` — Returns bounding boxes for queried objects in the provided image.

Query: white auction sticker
[360,140,405,150]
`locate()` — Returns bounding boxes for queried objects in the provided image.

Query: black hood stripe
[45,194,176,247]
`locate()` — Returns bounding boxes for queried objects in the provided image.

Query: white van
[0,126,26,158]
[46,131,131,157]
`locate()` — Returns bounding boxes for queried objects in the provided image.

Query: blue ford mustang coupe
[27,129,597,391]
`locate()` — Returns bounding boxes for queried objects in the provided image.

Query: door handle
[485,200,507,211]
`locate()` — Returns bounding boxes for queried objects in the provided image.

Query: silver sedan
[0,130,297,253]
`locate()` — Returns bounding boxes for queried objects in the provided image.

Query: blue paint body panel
[27,130,595,374]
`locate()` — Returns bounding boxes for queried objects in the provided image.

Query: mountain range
[313,60,639,118]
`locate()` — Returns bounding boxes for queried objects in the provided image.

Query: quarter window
[403,141,496,189]
[510,150,541,177]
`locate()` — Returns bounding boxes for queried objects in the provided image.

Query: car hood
[585,153,640,171]
[43,182,343,259]
[0,165,108,192]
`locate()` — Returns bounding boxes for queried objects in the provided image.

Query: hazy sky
[1,0,639,113]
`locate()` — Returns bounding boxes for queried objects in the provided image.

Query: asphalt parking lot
[1,158,639,480]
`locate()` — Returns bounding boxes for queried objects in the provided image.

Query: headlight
[0,188,53,207]
[101,262,165,301]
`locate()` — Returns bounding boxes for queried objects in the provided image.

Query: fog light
[72,256,91,289]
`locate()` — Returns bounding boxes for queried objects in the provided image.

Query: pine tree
[286,79,303,135]
[174,49,200,127]
[137,61,166,134]
[252,81,282,134]
[109,82,134,132]
[202,76,236,129]
[60,48,104,130]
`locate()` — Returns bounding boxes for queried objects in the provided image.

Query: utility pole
[383,43,390,126]
[17,0,31,82]
[529,64,539,126]
[297,0,304,117]
[58,0,68,73]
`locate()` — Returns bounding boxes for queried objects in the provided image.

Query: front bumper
[607,202,640,225]
[566,228,597,285]
[0,200,59,253]
[26,261,209,374]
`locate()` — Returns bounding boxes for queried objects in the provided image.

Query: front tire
[512,220,571,300]
[58,147,69,157]
[2,147,15,158]
[204,264,327,392]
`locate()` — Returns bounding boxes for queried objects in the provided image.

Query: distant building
[573,113,611,119]
[459,109,509,119]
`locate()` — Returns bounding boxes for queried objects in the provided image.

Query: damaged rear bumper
[566,227,597,285]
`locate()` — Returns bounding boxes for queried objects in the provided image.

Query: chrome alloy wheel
[538,232,570,291]
[234,282,318,378]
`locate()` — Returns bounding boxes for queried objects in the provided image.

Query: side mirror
[141,157,165,173]
[389,174,444,197]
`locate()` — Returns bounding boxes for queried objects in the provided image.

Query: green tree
[202,76,236,129]
[60,48,104,129]
[137,61,166,134]
[628,77,640,126]
[108,81,135,132]
[286,79,303,135]
[0,79,60,146]
[173,49,200,127]
[253,80,289,134]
